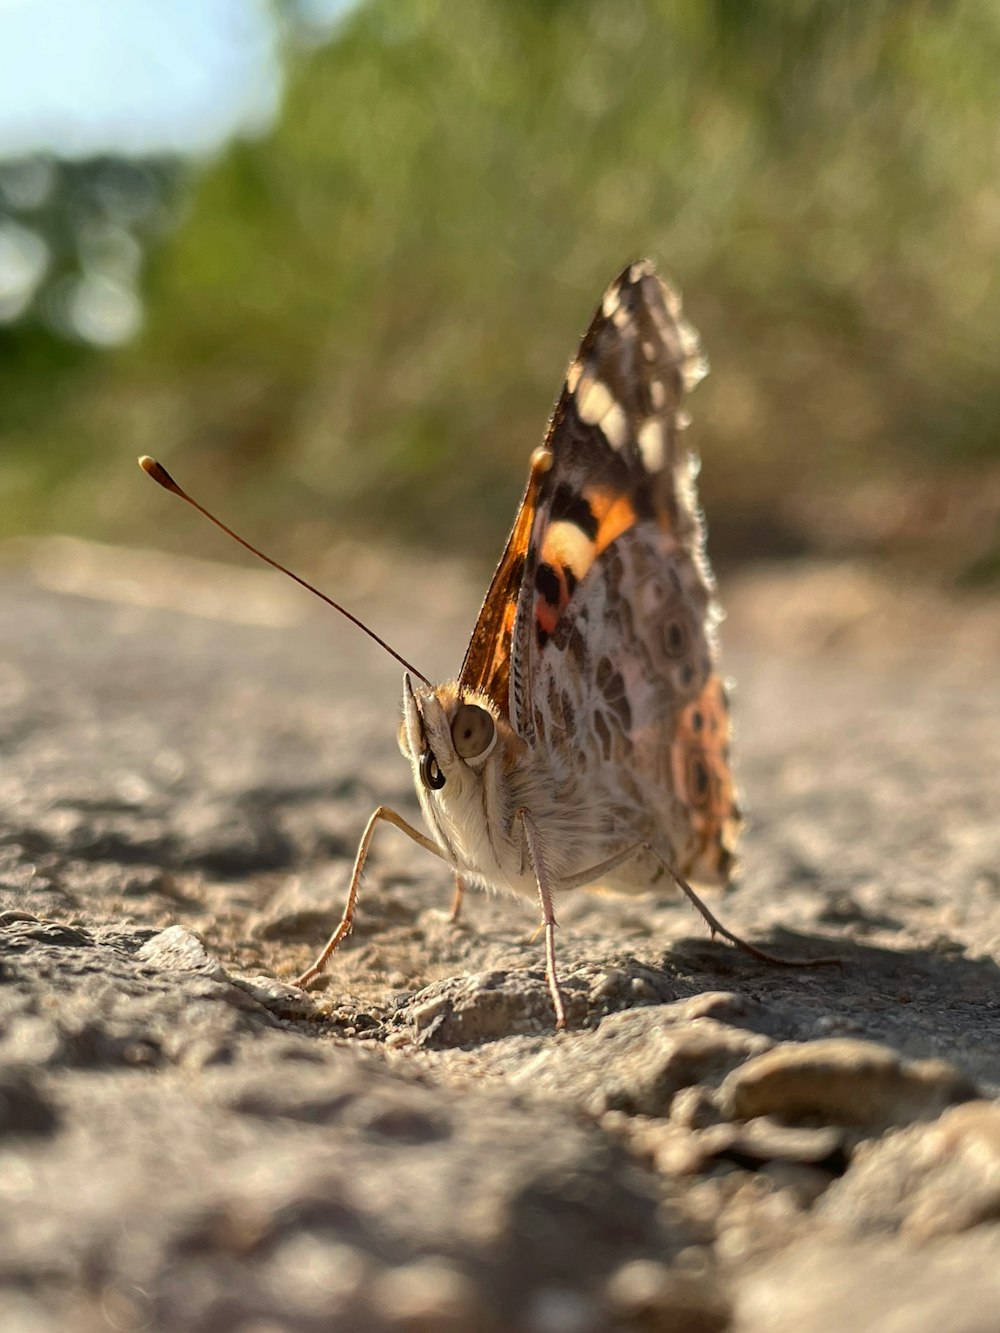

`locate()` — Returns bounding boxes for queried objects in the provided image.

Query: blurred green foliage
[3,0,999,577]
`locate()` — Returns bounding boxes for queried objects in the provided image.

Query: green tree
[6,0,1000,576]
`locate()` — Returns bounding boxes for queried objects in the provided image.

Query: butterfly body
[401,676,613,902]
[401,662,735,911]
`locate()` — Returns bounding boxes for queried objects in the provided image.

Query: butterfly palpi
[141,260,826,1029]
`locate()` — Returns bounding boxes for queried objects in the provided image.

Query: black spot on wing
[534,562,561,607]
[689,755,711,805]
[664,621,687,656]
[550,483,599,540]
[632,483,657,523]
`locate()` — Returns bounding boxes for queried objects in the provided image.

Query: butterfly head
[399,673,508,793]
[400,674,542,890]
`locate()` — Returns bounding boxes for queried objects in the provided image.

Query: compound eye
[419,750,446,790]
[451,704,496,760]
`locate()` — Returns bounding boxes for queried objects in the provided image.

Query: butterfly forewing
[459,259,738,885]
[456,446,540,720]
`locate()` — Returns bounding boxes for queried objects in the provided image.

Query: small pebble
[371,1257,478,1331]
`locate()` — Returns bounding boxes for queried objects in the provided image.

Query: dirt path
[2,542,998,1332]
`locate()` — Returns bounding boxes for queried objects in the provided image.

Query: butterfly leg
[517,808,568,1030]
[447,873,467,924]
[295,805,448,988]
[657,857,841,966]
[557,844,840,968]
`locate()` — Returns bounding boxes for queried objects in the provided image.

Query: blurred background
[1,0,998,586]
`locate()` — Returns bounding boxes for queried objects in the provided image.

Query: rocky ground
[1,537,999,1333]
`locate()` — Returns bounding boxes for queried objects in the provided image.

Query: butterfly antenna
[137,456,431,685]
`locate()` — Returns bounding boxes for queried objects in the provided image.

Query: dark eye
[451,703,496,759]
[419,750,446,791]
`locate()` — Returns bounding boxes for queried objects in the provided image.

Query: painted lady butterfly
[143,260,824,1029]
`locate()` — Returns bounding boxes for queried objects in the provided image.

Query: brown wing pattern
[462,259,705,720]
[458,260,737,881]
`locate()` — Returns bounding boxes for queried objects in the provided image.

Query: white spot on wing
[601,402,628,450]
[678,321,708,389]
[576,376,615,425]
[637,418,665,471]
[663,284,683,318]
[545,520,595,577]
[577,375,629,450]
[650,380,666,410]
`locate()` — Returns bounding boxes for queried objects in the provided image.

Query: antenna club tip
[138,455,181,494]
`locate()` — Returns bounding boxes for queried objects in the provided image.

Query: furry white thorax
[399,674,606,900]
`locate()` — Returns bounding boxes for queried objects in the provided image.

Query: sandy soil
[1,540,998,1332]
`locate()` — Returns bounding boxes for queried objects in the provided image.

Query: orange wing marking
[670,676,739,884]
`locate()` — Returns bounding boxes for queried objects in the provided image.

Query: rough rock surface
[1,545,999,1332]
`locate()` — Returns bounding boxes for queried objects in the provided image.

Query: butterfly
[293,260,767,1027]
[142,260,824,1030]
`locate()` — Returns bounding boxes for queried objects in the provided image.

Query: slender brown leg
[518,808,568,1029]
[447,873,466,924]
[660,860,840,967]
[295,805,447,988]
[555,843,840,968]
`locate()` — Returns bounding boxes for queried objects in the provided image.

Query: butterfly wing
[460,260,738,884]
[455,440,545,719]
